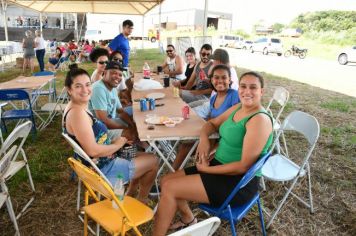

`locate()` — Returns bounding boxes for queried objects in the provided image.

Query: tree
[272,23,285,33]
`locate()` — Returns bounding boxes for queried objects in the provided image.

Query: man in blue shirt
[89,61,136,141]
[109,19,133,68]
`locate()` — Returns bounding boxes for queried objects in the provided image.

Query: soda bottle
[143,62,150,79]
[112,173,125,209]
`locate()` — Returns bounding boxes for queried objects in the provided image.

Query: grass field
[0,49,355,235]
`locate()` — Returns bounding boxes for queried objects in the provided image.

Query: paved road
[225,48,356,98]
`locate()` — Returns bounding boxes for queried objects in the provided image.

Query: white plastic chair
[266,86,289,130]
[62,132,111,235]
[0,121,35,221]
[168,217,221,236]
[39,87,68,130]
[261,110,320,228]
[0,145,20,235]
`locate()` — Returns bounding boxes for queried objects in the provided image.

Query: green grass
[320,100,351,112]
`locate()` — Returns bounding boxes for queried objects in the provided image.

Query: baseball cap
[105,61,124,71]
[209,49,230,64]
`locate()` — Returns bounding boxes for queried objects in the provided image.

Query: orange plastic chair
[67,157,154,236]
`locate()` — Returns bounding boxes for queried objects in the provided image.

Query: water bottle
[143,62,150,79]
[112,174,125,209]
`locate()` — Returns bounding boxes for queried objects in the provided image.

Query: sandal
[169,217,198,230]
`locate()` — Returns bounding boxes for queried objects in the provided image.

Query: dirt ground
[0,69,355,235]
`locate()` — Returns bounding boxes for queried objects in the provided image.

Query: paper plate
[145,116,162,125]
[145,92,165,100]
[145,116,170,125]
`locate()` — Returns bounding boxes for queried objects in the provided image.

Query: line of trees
[290,10,356,32]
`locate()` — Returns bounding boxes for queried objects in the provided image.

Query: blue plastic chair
[33,71,55,76]
[32,71,56,102]
[0,89,36,135]
[199,151,272,236]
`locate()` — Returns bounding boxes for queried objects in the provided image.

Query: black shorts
[184,159,260,207]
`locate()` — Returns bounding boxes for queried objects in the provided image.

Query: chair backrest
[68,157,136,227]
[218,151,272,211]
[62,133,112,187]
[33,71,55,76]
[266,87,289,121]
[0,89,31,102]
[168,217,221,236]
[0,121,32,158]
[0,145,17,177]
[280,110,320,147]
[57,87,69,103]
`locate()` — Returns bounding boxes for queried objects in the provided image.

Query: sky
[155,0,356,31]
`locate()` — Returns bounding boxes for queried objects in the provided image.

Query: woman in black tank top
[62,66,158,203]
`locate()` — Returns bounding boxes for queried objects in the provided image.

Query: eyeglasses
[98,61,108,65]
[201,52,211,57]
[166,50,173,53]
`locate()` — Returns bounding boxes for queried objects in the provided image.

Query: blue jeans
[100,157,136,185]
[36,49,45,71]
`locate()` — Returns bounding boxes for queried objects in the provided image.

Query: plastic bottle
[143,62,150,79]
[173,79,180,97]
[112,174,125,209]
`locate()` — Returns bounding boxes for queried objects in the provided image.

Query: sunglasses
[166,50,173,53]
[201,52,211,57]
[98,61,108,65]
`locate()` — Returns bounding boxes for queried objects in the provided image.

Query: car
[242,40,253,50]
[251,37,283,56]
[337,46,356,65]
[219,35,243,47]
[231,36,245,49]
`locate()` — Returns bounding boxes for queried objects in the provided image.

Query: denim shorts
[100,157,135,185]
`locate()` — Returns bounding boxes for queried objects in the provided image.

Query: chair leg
[227,205,237,236]
[22,150,36,192]
[306,163,314,213]
[267,176,300,229]
[77,180,82,212]
[5,192,20,235]
[257,198,267,236]
[84,213,88,236]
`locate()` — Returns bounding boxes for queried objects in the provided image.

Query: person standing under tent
[109,20,133,68]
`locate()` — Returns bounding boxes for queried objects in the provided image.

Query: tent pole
[60,12,64,29]
[1,0,8,42]
[39,12,43,32]
[78,13,85,42]
[158,2,161,48]
[203,0,208,38]
[74,13,78,41]
[141,15,144,49]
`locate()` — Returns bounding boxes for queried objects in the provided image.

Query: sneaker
[149,185,161,196]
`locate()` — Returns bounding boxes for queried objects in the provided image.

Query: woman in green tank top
[153,71,273,235]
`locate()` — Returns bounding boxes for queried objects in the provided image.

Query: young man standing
[109,19,133,68]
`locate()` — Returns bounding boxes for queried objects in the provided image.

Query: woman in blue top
[171,65,240,170]
[208,64,240,119]
[62,66,158,203]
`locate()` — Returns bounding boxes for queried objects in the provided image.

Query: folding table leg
[149,140,175,172]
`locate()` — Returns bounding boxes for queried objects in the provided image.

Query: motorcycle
[284,45,308,59]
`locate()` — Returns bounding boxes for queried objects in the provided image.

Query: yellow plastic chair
[67,157,154,236]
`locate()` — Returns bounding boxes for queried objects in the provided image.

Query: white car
[338,46,356,65]
[251,38,283,56]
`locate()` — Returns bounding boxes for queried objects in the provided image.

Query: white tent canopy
[6,0,163,14]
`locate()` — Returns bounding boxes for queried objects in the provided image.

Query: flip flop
[169,217,197,230]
